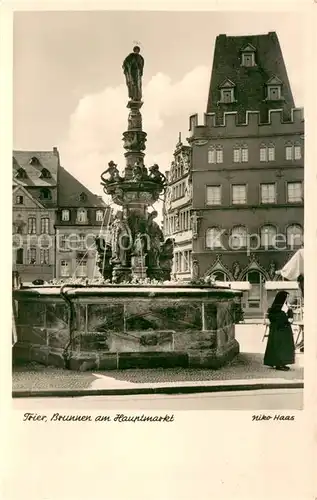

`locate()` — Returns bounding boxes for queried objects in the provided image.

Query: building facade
[163,136,193,280]
[55,166,110,280]
[12,149,59,283]
[163,31,304,317]
[12,148,110,283]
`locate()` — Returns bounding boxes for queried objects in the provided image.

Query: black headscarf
[270,290,288,311]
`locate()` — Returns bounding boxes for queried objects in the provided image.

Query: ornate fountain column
[100,46,168,283]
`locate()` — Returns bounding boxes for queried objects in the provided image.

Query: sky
[13,10,305,217]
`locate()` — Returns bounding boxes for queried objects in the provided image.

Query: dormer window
[61,209,70,221]
[79,192,87,202]
[15,168,27,179]
[77,208,87,224]
[240,44,256,67]
[266,76,283,101]
[40,188,52,200]
[96,210,104,222]
[29,156,40,166]
[218,79,236,104]
[40,168,51,179]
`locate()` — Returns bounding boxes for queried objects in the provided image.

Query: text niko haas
[252,414,295,421]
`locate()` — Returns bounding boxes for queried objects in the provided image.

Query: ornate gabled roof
[206,32,295,122]
[57,166,107,208]
[12,149,59,187]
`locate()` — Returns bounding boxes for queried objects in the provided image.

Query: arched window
[230,226,248,249]
[260,225,277,248]
[16,248,24,265]
[77,208,87,223]
[212,271,227,281]
[96,210,104,222]
[61,209,70,222]
[40,188,52,200]
[286,224,303,248]
[40,168,51,179]
[206,227,223,249]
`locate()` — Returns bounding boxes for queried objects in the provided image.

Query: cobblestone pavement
[12,324,303,391]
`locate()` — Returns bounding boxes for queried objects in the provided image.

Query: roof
[57,166,107,208]
[206,32,295,122]
[12,149,59,187]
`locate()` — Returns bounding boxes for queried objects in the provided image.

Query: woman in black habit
[264,290,295,371]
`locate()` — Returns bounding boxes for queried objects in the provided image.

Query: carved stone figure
[111,211,132,266]
[132,162,144,182]
[149,164,167,188]
[232,261,241,281]
[128,109,142,130]
[159,238,174,281]
[95,237,113,281]
[192,259,200,281]
[191,211,201,238]
[122,46,144,101]
[132,232,147,261]
[146,210,164,268]
[100,161,122,185]
[268,261,276,280]
[182,151,191,173]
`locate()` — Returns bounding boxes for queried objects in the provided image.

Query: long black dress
[264,308,295,367]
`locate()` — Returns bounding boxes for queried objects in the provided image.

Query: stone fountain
[96,45,170,284]
[12,47,241,371]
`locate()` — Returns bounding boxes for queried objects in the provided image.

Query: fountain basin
[12,285,242,371]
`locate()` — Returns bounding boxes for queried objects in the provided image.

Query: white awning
[265,281,299,290]
[279,249,304,280]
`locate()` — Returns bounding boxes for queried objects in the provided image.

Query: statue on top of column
[122,46,144,101]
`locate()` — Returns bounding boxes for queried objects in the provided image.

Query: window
[260,225,277,247]
[40,217,49,234]
[29,156,40,165]
[206,186,221,205]
[232,185,247,205]
[40,168,51,179]
[62,210,70,221]
[287,182,303,203]
[208,147,223,164]
[286,225,303,247]
[294,146,301,160]
[261,184,276,204]
[96,210,104,222]
[40,188,52,200]
[15,168,27,179]
[60,260,70,277]
[79,192,87,202]
[285,144,302,160]
[212,271,227,281]
[206,227,223,249]
[76,260,87,277]
[16,248,23,265]
[230,226,248,249]
[40,249,49,265]
[267,86,281,100]
[233,146,248,163]
[260,145,275,162]
[221,89,234,103]
[241,53,255,67]
[16,196,23,205]
[60,235,68,250]
[77,235,86,250]
[27,248,37,264]
[77,209,87,223]
[27,217,36,234]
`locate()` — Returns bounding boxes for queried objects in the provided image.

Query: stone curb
[12,380,303,399]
